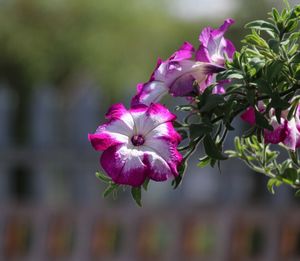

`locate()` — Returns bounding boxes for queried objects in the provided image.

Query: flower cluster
[90,19,235,188]
[89,4,300,204]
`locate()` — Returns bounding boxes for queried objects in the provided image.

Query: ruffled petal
[131,81,168,106]
[89,103,135,151]
[143,150,174,181]
[211,18,235,38]
[169,41,195,61]
[130,103,177,135]
[100,144,147,187]
[104,103,134,135]
[144,137,182,178]
[196,19,235,65]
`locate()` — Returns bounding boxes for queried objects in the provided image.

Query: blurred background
[0,0,300,260]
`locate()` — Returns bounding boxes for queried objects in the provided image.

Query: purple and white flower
[132,20,235,106]
[131,42,224,106]
[241,104,300,151]
[89,103,182,186]
[196,19,235,66]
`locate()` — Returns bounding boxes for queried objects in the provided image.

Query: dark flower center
[131,134,145,146]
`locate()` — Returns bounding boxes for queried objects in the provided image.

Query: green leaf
[267,178,282,194]
[292,52,300,63]
[232,51,241,68]
[142,178,150,191]
[226,73,244,79]
[287,102,298,120]
[285,18,298,33]
[249,57,265,72]
[173,120,184,128]
[189,123,213,140]
[203,135,228,160]
[255,111,273,131]
[265,151,279,163]
[199,94,225,112]
[289,32,300,42]
[176,105,194,111]
[172,160,187,189]
[197,156,211,168]
[269,94,290,110]
[103,183,119,197]
[266,60,284,81]
[234,137,242,152]
[295,190,300,197]
[295,69,300,80]
[282,168,298,182]
[272,8,281,22]
[131,187,142,207]
[96,171,111,183]
[245,20,278,34]
[268,39,280,53]
[244,33,269,48]
[177,129,188,140]
[246,89,255,106]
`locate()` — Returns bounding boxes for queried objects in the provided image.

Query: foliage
[175,3,300,196]
[92,2,300,206]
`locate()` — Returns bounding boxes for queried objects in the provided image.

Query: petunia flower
[196,18,235,66]
[88,103,182,186]
[131,42,223,106]
[241,103,300,151]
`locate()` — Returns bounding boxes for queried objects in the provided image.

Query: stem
[183,137,202,160]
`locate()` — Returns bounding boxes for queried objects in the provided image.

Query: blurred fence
[0,83,299,260]
[1,207,300,260]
